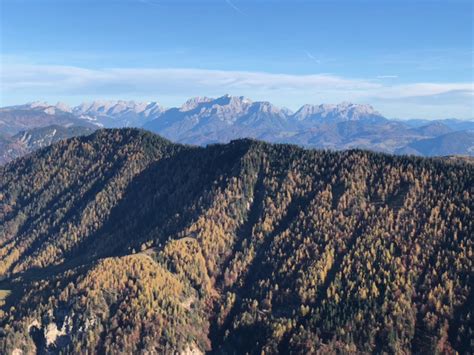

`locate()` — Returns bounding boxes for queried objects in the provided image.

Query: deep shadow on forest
[0,129,472,354]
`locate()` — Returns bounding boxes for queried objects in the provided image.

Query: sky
[0,0,473,119]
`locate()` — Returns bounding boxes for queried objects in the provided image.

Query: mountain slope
[0,105,96,136]
[396,131,474,156]
[0,125,95,165]
[142,96,473,155]
[0,129,471,354]
[143,95,289,144]
[142,96,389,145]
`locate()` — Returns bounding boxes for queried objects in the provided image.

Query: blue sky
[1,0,473,118]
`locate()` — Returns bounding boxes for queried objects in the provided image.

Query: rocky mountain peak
[293,102,384,122]
[180,97,214,111]
[55,102,72,112]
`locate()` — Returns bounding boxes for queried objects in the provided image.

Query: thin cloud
[1,62,472,118]
[2,63,380,93]
[138,0,161,8]
[373,83,474,99]
[377,75,398,79]
[225,0,246,15]
[373,89,473,106]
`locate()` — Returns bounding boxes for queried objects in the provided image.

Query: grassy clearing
[0,289,11,301]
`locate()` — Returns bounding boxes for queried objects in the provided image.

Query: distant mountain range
[1,96,473,164]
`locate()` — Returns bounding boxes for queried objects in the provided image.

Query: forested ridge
[0,128,472,354]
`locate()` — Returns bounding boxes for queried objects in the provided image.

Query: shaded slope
[396,131,474,156]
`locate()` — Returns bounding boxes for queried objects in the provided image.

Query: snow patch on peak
[179,95,253,112]
[28,101,50,109]
[218,94,253,105]
[293,102,384,122]
[55,102,72,112]
[43,107,57,115]
[74,101,118,114]
[71,100,165,127]
[180,97,214,111]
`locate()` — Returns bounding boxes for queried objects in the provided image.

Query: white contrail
[225,0,246,15]
[304,50,321,64]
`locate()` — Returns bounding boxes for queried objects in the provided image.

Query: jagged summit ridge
[4,96,386,126]
[73,100,163,116]
[293,102,384,122]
